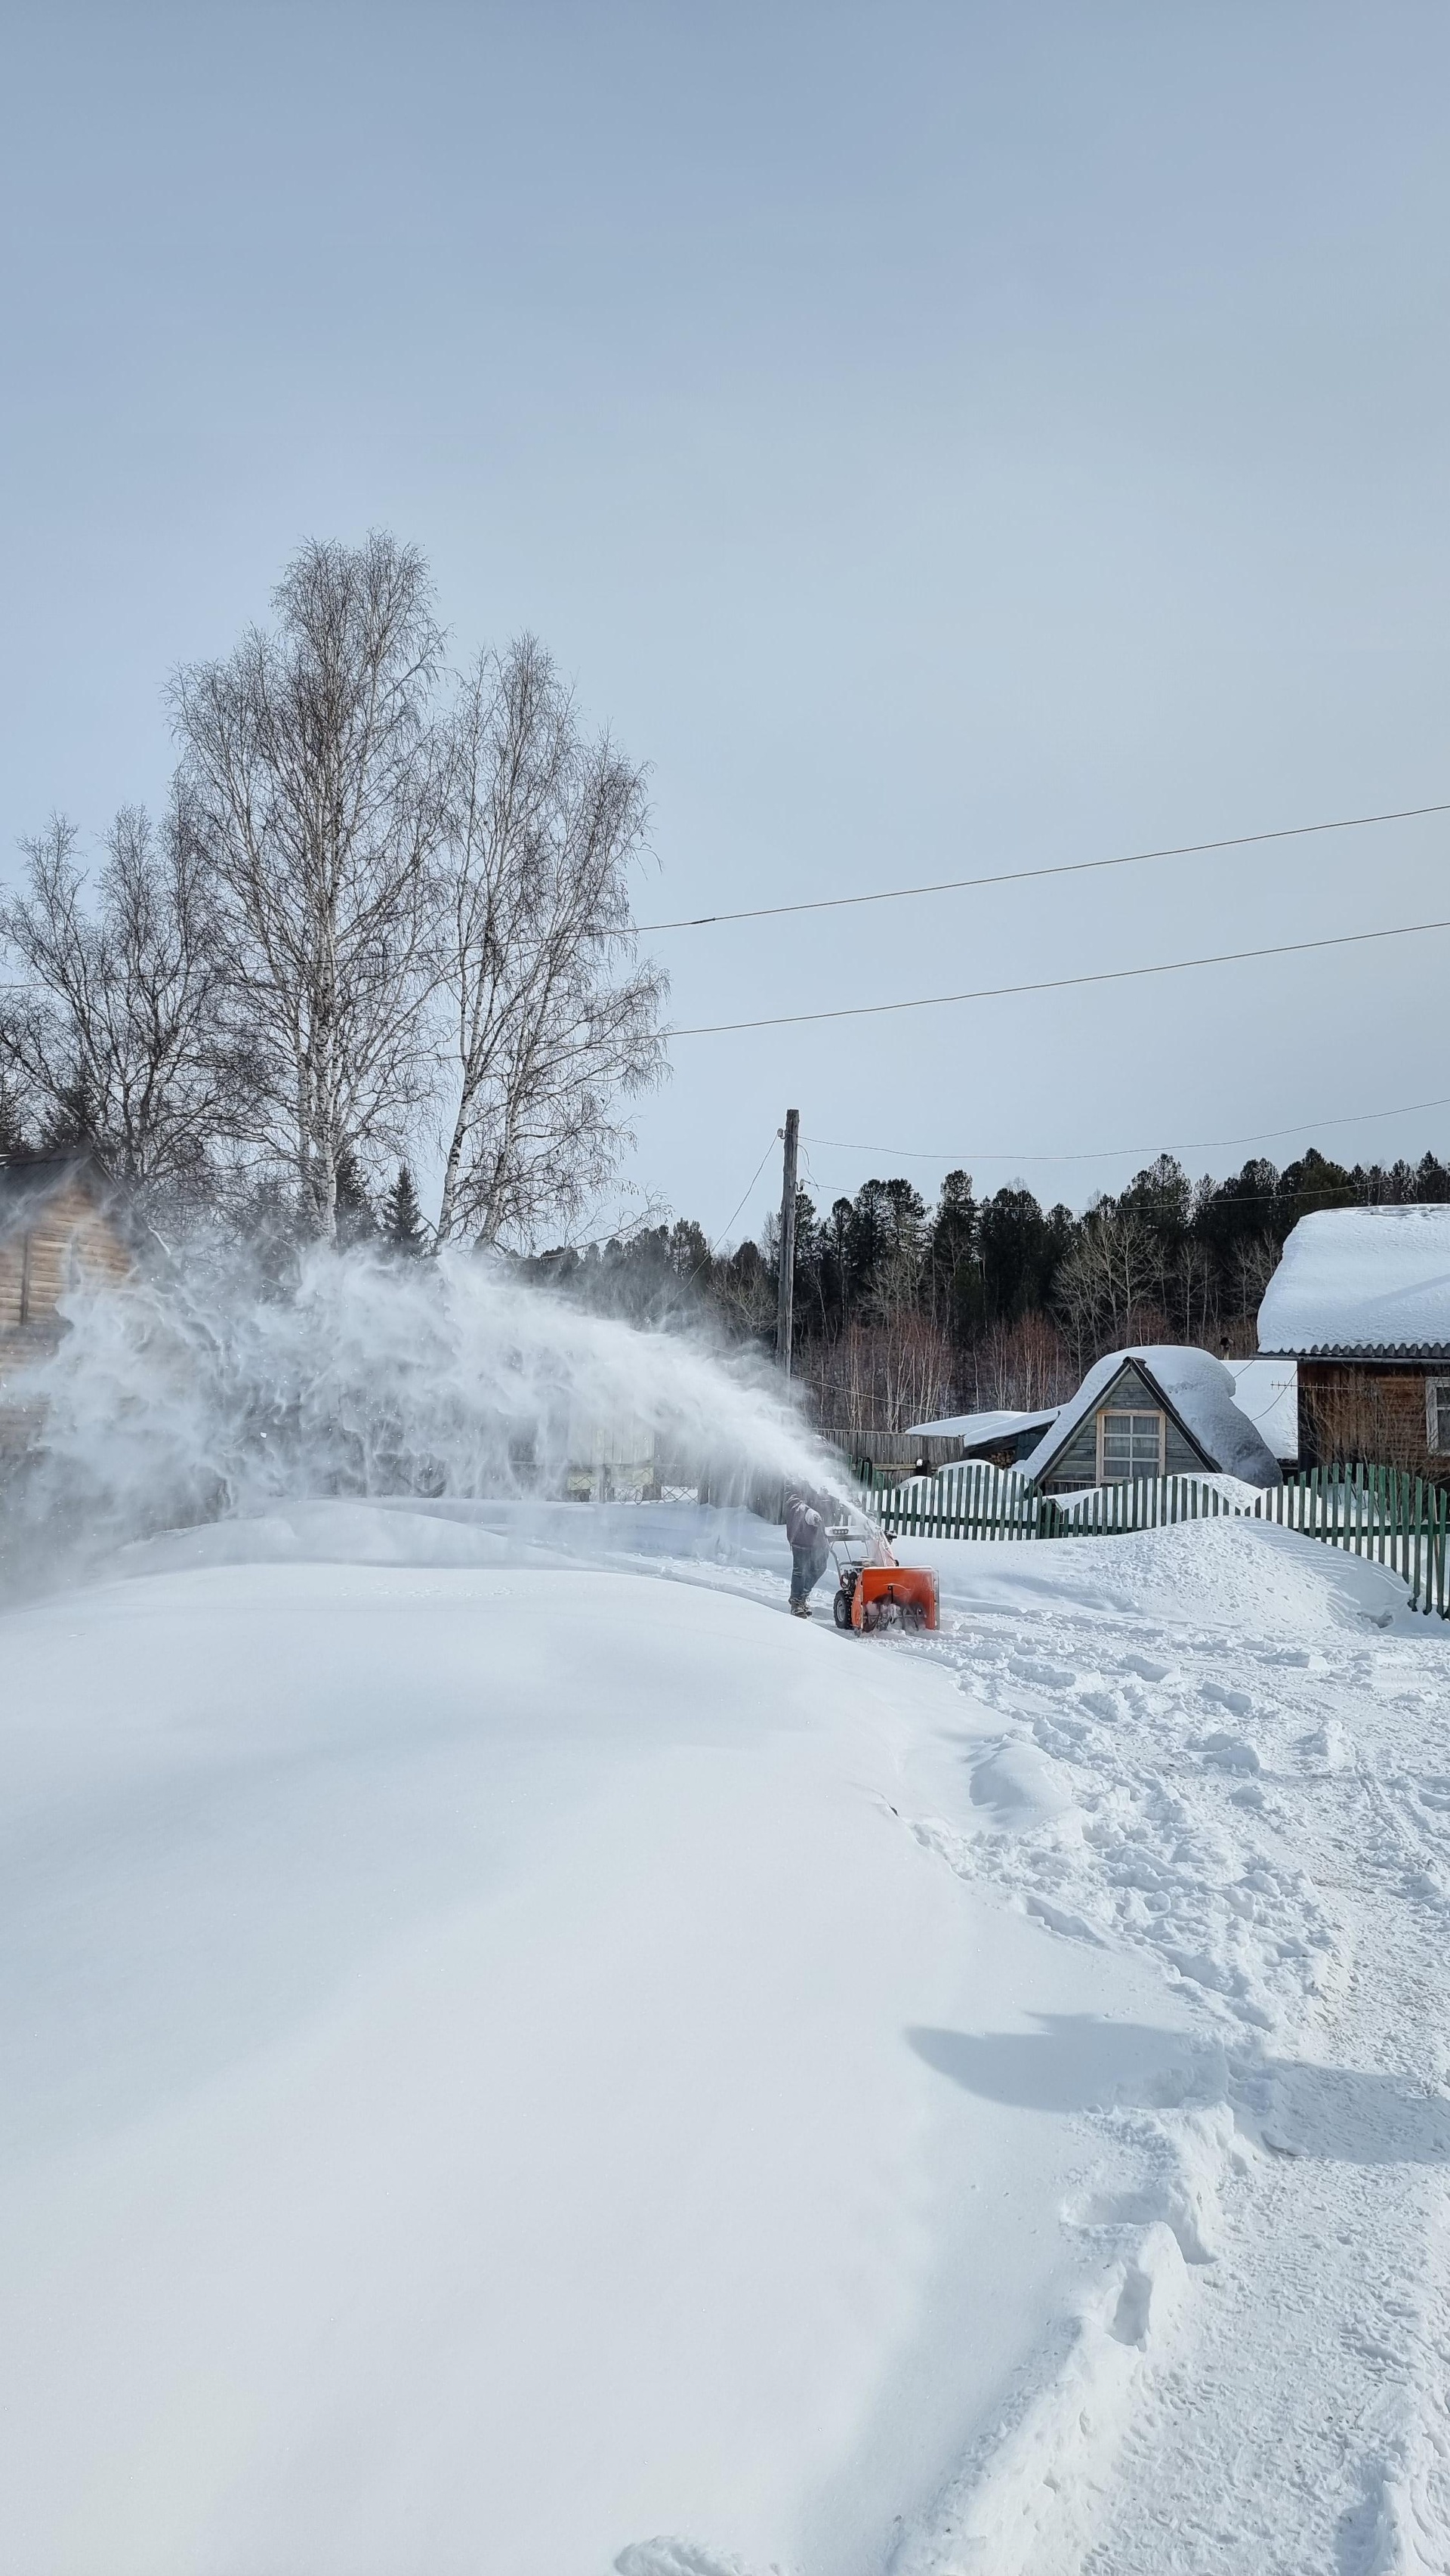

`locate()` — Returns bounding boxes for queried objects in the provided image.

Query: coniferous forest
[529,1144,1450,1429]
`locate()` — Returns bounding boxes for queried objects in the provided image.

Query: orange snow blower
[827,1524,939,1635]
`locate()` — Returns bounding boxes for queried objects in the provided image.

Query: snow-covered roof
[1257,1206,1450,1356]
[903,1405,1060,1443]
[1020,1345,1282,1489]
[1223,1357,1299,1462]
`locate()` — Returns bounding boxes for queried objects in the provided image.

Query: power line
[668,914,1450,1038]
[634,798,1450,934]
[804,1089,1450,1169]
[690,1129,783,1274]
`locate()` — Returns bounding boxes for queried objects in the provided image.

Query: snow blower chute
[825,1518,939,1635]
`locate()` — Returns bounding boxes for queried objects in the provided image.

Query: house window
[1097,1408,1165,1482]
[1427,1382,1450,1456]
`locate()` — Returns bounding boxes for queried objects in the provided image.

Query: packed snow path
[902,1528,1450,2575]
[2,1501,1449,2573]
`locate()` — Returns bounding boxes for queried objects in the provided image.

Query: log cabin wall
[1298,1359,1450,1480]
[0,1178,134,1375]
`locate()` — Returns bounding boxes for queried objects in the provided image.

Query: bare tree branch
[431,637,668,1250]
[0,795,236,1198]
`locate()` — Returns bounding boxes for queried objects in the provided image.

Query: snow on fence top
[1018,1344,1282,1488]
[1258,1205,1450,1355]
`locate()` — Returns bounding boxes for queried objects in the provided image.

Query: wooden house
[1018,1345,1281,1495]
[1257,1206,1450,1478]
[0,1156,136,1404]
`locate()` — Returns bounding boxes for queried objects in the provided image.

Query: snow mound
[0,1547,1201,2574]
[615,2544,779,2576]
[923,1515,1421,1638]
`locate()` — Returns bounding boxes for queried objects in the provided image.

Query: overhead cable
[803,1089,1450,1169]
[634,798,1450,934]
[668,915,1450,1038]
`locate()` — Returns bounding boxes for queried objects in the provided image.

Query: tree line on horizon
[533,1141,1450,1428]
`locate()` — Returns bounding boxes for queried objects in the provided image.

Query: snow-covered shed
[1257,1205,1450,1475]
[902,1404,1060,1466]
[1,1155,134,1312]
[0,1155,134,1381]
[1019,1345,1282,1493]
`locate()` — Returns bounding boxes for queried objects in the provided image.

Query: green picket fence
[1253,1465,1450,1618]
[853,1456,1046,1540]
[854,1457,1450,1617]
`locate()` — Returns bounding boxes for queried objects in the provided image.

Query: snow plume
[3,1241,843,1570]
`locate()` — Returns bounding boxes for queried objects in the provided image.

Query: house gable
[1033,1358,1214,1493]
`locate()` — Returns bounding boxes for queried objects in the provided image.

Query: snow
[5,1497,1450,2572]
[1223,1355,1298,1462]
[902,1406,1060,1444]
[1048,1468,1269,1522]
[1259,1203,1450,1354]
[1019,1345,1282,1489]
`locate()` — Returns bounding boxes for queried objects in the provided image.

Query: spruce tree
[384,1165,425,1256]
[334,1148,378,1247]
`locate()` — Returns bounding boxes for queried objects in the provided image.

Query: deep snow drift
[4,1499,1450,2574]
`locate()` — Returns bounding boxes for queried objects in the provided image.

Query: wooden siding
[0,1182,134,1393]
[1038,1359,1209,1492]
[1299,1360,1450,1481]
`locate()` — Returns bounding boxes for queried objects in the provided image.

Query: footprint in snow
[1202,1681,1253,1715]
[1199,1732,1262,1775]
[1120,1651,1172,1683]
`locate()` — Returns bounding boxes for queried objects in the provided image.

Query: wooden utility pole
[776,1107,799,1374]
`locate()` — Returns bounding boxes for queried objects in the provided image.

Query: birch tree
[0,796,233,1194]
[171,534,442,1240]
[432,637,666,1248]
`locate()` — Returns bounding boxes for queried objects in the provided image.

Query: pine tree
[335,1148,378,1248]
[39,1060,104,1157]
[384,1165,425,1256]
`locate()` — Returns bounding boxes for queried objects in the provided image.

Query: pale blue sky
[2,2,1448,1241]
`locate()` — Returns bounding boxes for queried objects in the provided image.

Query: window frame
[1427,1379,1450,1456]
[1096,1405,1166,1484]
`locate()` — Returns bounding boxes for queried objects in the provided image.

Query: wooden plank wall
[0,1184,134,1367]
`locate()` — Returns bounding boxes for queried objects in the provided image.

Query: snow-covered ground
[3,1499,1450,2574]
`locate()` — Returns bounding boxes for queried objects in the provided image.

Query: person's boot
[789,1598,811,1617]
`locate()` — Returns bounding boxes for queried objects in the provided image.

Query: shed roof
[0,1155,134,1267]
[1257,1205,1450,1357]
[903,1404,1060,1444]
[1020,1345,1281,1489]
[0,1153,113,1215]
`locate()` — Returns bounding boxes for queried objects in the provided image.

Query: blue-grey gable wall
[1037,1360,1212,1491]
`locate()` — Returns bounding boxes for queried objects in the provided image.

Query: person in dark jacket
[784,1487,832,1617]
